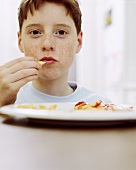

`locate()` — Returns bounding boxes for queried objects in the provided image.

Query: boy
[0,0,111,106]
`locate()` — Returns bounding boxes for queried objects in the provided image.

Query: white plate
[0,102,136,122]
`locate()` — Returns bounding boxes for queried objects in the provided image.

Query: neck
[32,77,73,96]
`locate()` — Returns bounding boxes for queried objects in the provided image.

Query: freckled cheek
[23,41,41,58]
[59,43,76,66]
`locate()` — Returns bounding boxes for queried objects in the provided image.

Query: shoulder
[69,81,111,103]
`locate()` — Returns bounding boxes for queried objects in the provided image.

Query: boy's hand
[0,57,41,107]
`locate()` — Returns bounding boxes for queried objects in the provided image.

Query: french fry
[38,61,46,65]
[17,103,57,110]
[74,100,133,111]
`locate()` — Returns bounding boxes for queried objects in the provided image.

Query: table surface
[0,114,136,170]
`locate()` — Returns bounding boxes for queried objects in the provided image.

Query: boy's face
[18,2,82,80]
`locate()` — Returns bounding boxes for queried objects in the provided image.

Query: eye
[55,30,68,38]
[29,30,42,38]
[58,30,66,35]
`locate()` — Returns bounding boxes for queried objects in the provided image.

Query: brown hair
[18,0,82,34]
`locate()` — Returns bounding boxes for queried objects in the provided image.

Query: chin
[38,74,55,81]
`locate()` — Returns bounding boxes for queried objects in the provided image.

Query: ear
[17,32,24,53]
[76,31,83,53]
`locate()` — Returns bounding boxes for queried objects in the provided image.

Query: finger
[0,74,38,102]
[9,68,39,83]
[10,74,39,92]
[7,60,41,75]
[3,57,37,68]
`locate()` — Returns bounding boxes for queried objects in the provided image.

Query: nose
[41,34,55,52]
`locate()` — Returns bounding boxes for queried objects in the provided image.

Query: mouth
[39,56,58,64]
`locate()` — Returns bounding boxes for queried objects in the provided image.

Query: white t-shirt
[15,82,111,104]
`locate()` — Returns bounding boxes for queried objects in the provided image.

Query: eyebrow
[25,24,42,29]
[25,23,71,29]
[55,24,71,29]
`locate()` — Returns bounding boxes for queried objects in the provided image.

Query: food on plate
[17,101,134,111]
[74,100,134,111]
[17,103,57,110]
[38,61,46,65]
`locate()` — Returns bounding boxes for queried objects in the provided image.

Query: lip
[39,56,58,64]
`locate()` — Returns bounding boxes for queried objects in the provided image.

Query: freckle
[25,47,41,58]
